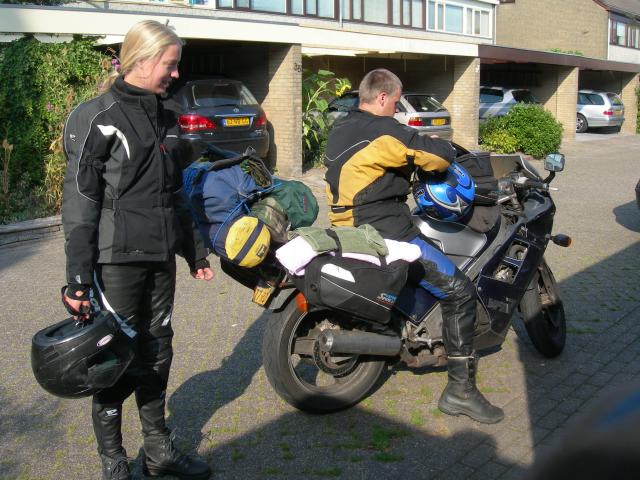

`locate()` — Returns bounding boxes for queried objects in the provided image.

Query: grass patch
[374,452,404,462]
[419,385,434,403]
[429,407,444,418]
[231,442,245,462]
[262,467,283,476]
[567,326,596,334]
[370,425,409,450]
[349,456,363,463]
[410,409,427,427]
[279,442,295,461]
[312,467,343,477]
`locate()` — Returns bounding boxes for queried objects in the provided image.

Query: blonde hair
[104,20,183,89]
[358,69,402,104]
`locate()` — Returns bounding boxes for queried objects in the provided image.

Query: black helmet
[31,311,134,399]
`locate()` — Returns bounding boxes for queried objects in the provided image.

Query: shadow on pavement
[201,408,523,480]
[613,201,640,233]
[511,240,640,469]
[166,310,267,450]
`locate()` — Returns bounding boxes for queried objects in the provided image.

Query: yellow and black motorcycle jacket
[324,109,456,241]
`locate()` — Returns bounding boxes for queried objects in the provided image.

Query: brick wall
[447,57,480,150]
[531,65,578,145]
[619,73,639,134]
[262,44,303,177]
[496,0,608,59]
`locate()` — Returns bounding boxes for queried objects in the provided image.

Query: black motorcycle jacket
[62,77,207,285]
[324,109,456,241]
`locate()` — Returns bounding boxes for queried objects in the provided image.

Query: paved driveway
[1,136,639,479]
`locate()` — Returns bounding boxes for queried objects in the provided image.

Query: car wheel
[576,114,588,133]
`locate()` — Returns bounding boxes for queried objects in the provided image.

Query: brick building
[0,0,638,173]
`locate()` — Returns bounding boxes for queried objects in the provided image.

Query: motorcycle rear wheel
[519,261,566,358]
[262,298,387,413]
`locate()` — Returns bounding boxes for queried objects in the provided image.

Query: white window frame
[426,0,493,38]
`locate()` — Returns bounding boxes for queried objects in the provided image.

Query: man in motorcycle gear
[324,68,503,424]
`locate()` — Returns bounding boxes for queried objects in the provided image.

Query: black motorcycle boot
[438,354,504,424]
[139,395,211,479]
[93,403,131,480]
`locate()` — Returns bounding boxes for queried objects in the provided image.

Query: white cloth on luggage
[276,236,422,276]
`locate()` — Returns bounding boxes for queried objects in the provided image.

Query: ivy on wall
[0,35,110,222]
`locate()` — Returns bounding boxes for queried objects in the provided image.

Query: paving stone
[2,136,640,479]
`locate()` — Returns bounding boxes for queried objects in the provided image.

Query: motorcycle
[220,146,570,413]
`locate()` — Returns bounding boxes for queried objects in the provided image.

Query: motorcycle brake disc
[312,339,359,377]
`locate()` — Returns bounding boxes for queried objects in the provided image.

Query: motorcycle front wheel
[519,260,566,358]
[262,298,387,413]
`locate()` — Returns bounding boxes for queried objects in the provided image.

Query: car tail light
[603,110,613,116]
[408,117,423,126]
[254,113,267,128]
[178,114,215,132]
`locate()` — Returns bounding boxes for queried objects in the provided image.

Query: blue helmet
[413,162,475,222]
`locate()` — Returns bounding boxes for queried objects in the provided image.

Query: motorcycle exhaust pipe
[318,330,402,356]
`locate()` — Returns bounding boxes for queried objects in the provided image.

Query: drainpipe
[493,5,496,45]
[339,0,343,27]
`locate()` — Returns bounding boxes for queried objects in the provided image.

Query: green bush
[479,104,563,158]
[0,36,109,223]
[302,69,351,169]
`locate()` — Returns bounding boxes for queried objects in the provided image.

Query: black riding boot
[93,403,131,480]
[139,395,211,480]
[438,354,504,424]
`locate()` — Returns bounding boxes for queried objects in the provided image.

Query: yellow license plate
[431,118,446,126]
[614,110,623,116]
[252,284,275,306]
[225,117,250,127]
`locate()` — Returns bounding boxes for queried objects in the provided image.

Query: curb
[0,215,63,247]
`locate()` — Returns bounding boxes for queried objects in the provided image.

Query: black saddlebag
[296,253,409,324]
[457,151,499,206]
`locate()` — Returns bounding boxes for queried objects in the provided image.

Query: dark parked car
[164,78,269,162]
[327,90,453,140]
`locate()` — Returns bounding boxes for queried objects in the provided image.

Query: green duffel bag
[270,179,319,229]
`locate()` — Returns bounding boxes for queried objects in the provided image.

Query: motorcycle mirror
[544,153,565,172]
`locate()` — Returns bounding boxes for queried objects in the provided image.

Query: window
[445,4,463,33]
[611,17,640,49]
[363,0,389,24]
[192,82,258,107]
[427,1,491,37]
[512,90,537,103]
[480,88,503,103]
[404,94,444,112]
[217,0,334,18]
[607,93,623,106]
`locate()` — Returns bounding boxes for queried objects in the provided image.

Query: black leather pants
[409,235,477,357]
[91,259,176,454]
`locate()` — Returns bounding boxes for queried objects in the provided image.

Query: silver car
[479,86,538,120]
[577,90,624,133]
[327,90,453,140]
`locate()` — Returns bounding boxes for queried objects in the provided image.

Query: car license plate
[224,117,250,127]
[252,283,275,306]
[614,110,623,116]
[431,118,446,126]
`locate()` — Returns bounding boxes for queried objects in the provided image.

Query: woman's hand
[191,267,214,281]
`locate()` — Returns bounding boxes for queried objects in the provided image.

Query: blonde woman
[62,20,212,479]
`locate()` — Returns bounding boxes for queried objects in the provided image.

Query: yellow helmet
[224,216,270,268]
